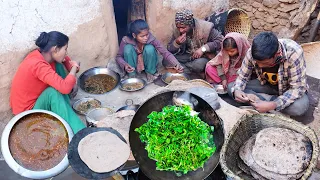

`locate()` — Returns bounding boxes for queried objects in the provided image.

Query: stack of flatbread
[239,127,312,180]
[97,110,136,160]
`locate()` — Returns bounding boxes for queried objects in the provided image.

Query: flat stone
[272,25,284,33]
[278,3,300,12]
[289,9,299,16]
[243,0,254,3]
[257,19,266,26]
[267,8,281,15]
[246,11,254,17]
[254,11,266,19]
[264,24,273,31]
[279,0,298,3]
[262,0,280,8]
[252,8,257,13]
[266,16,276,23]
[279,18,289,26]
[278,12,291,18]
[252,20,261,29]
[252,2,263,8]
[242,5,253,12]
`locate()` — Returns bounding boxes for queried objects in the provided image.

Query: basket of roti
[220,113,319,180]
[67,127,130,179]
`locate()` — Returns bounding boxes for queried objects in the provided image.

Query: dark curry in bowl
[9,113,68,171]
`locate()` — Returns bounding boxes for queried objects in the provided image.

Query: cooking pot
[129,91,225,180]
[1,110,74,179]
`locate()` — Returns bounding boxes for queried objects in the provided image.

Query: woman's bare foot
[146,72,159,82]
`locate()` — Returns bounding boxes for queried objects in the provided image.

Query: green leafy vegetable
[135,105,216,174]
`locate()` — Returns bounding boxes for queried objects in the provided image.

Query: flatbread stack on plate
[96,110,136,160]
[239,127,312,180]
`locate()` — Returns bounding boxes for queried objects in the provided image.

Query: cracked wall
[0,0,118,138]
[0,0,103,54]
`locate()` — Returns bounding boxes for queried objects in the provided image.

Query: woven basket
[220,113,319,180]
[225,8,251,38]
[205,8,251,37]
[188,79,213,88]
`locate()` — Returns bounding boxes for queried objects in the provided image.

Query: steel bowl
[72,98,102,115]
[161,72,189,84]
[1,110,74,179]
[86,107,115,127]
[116,99,140,112]
[119,78,147,92]
[78,67,120,94]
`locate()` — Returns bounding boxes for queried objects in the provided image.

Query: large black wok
[129,91,225,180]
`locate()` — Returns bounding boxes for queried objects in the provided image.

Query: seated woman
[116,19,183,82]
[10,31,86,133]
[205,32,250,90]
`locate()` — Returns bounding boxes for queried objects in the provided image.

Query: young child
[116,19,183,82]
[205,32,250,89]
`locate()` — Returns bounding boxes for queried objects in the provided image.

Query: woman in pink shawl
[205,32,250,89]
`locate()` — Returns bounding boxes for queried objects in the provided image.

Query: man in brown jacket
[165,9,224,75]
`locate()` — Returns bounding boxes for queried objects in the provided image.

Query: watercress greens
[135,105,216,174]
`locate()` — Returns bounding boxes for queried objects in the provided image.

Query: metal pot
[129,91,225,180]
[116,99,140,112]
[1,110,74,179]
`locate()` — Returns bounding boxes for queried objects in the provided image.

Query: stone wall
[296,4,320,43]
[230,0,318,40]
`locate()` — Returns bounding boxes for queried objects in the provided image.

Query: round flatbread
[239,135,304,180]
[96,110,136,160]
[78,131,130,173]
[252,127,312,175]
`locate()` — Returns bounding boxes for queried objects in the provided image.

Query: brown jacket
[168,19,224,55]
